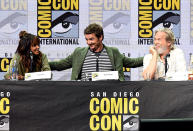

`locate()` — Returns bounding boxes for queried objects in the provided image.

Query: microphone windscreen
[30,51,33,59]
[164,54,170,59]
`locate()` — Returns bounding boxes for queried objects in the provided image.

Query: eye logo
[51,11,79,38]
[103,12,130,38]
[0,115,9,130]
[0,12,27,38]
[123,115,139,131]
[153,12,180,37]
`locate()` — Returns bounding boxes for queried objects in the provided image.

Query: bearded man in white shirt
[143,28,187,80]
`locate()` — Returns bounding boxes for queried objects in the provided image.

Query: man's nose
[154,40,159,45]
[36,45,40,49]
[87,40,92,45]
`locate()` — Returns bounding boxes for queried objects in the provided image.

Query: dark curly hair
[16,31,42,72]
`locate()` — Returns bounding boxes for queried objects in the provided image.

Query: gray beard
[157,46,167,55]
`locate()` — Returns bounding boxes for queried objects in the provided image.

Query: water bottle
[11,60,18,80]
[123,53,131,81]
[188,53,193,80]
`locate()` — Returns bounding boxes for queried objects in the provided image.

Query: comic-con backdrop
[0,0,192,80]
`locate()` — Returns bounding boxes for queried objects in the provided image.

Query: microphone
[95,52,101,72]
[30,51,33,72]
[164,53,170,76]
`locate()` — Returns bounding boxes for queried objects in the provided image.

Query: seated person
[143,28,187,80]
[49,23,143,81]
[4,31,51,80]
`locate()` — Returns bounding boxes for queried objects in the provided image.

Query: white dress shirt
[143,48,187,80]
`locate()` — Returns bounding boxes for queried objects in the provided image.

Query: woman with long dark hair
[4,31,51,80]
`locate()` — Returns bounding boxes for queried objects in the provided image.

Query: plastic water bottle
[188,53,193,80]
[11,60,18,80]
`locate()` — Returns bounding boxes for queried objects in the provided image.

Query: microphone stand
[164,54,170,76]
[95,52,100,72]
[30,51,33,72]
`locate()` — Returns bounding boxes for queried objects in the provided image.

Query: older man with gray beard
[143,28,187,80]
